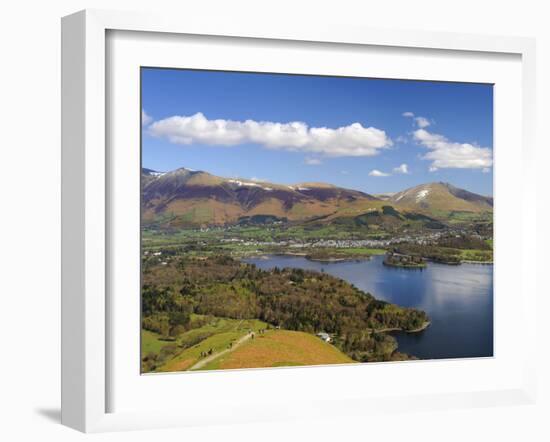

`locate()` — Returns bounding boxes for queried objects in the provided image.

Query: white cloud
[142,109,153,126]
[368,164,409,177]
[402,111,431,128]
[304,157,322,166]
[413,128,493,170]
[414,117,431,128]
[148,112,393,157]
[393,163,409,174]
[369,169,390,177]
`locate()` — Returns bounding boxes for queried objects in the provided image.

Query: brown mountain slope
[142,167,381,227]
[142,168,492,228]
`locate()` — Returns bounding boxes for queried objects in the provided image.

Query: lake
[244,255,493,360]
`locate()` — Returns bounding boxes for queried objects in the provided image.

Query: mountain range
[142,167,492,229]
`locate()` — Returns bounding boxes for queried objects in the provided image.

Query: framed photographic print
[61,9,538,432]
[139,68,493,373]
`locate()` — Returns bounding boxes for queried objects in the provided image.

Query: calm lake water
[244,255,493,360]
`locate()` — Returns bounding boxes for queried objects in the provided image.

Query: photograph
[140,68,494,373]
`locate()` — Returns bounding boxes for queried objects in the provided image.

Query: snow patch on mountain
[416,189,430,202]
[228,179,273,191]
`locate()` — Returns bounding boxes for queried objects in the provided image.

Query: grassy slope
[198,330,353,371]
[144,320,353,372]
[153,317,267,373]
[142,330,170,355]
[147,197,384,227]
[457,249,493,262]
[430,210,493,225]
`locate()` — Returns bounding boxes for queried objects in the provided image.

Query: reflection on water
[245,255,493,360]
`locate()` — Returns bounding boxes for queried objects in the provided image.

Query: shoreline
[460,259,493,265]
[383,261,426,269]
[374,321,431,334]
[306,255,372,263]
[239,253,494,268]
[243,252,374,262]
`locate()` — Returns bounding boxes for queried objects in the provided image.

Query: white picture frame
[61,9,538,433]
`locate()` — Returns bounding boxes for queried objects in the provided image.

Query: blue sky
[141,68,493,196]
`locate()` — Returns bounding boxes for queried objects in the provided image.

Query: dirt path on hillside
[188,332,253,371]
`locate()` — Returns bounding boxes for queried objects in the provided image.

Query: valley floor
[140,222,493,372]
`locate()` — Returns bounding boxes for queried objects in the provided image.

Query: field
[142,315,268,372]
[141,224,390,252]
[141,329,171,355]
[198,330,354,370]
[304,247,387,261]
[423,209,492,223]
[142,315,353,372]
[457,249,493,262]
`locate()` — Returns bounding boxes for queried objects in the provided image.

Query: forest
[142,254,429,365]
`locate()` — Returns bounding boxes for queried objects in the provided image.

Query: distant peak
[169,166,201,175]
[142,167,166,177]
[417,182,453,190]
[293,182,336,189]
